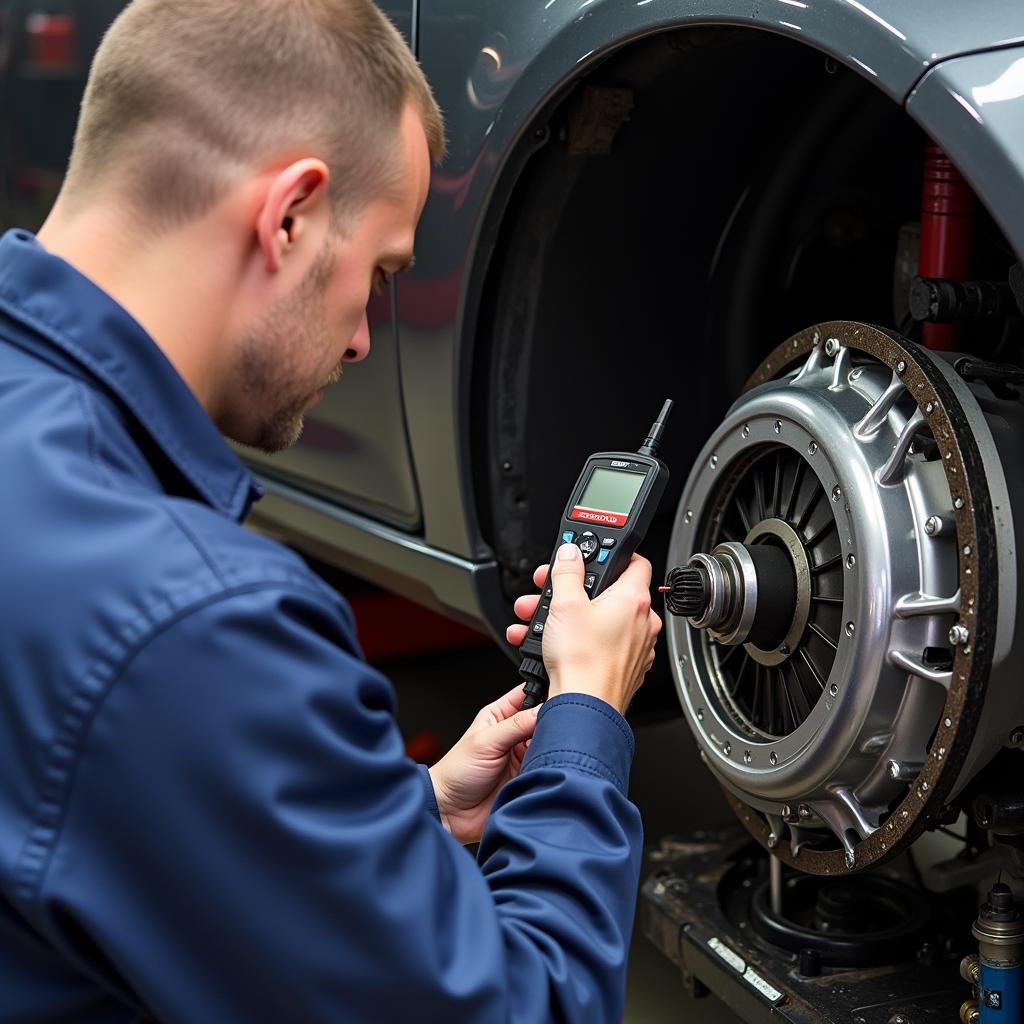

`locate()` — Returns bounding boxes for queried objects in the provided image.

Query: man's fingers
[513,594,541,622]
[532,563,549,589]
[506,623,528,647]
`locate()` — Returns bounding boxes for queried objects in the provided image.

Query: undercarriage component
[666,321,1024,875]
[642,830,971,1024]
[919,142,977,351]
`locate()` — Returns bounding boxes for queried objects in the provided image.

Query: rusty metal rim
[721,321,995,875]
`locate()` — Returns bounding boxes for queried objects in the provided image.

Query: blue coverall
[0,229,643,1023]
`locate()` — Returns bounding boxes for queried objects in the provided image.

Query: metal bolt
[769,751,778,765]
[685,509,693,522]
[954,497,964,510]
[897,360,907,374]
[742,424,750,438]
[825,338,840,357]
[1009,727,1024,747]
[832,486,842,501]
[944,717,952,728]
[710,455,719,469]
[501,461,513,472]
[926,402,935,414]
[949,624,970,646]
[774,420,783,434]
[890,1014,910,1024]
[846,622,855,636]
[798,804,811,820]
[767,832,778,849]
[724,742,732,755]
[696,707,704,721]
[780,643,791,656]
[808,441,818,455]
[743,750,752,765]
[845,848,856,868]
[782,804,793,820]
[846,554,856,569]
[829,682,839,697]
[963,545,971,556]
[850,368,863,382]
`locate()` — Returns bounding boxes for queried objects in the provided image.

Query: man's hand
[506,544,662,715]
[428,685,539,845]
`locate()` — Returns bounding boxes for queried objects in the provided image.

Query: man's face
[235,103,431,453]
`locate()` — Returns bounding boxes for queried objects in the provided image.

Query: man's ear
[255,158,331,274]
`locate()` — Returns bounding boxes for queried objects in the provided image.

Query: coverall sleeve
[37,584,643,1023]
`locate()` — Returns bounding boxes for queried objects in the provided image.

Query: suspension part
[919,142,977,351]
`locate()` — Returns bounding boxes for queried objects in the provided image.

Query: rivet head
[780,643,791,656]
[845,849,856,868]
[846,554,856,569]
[710,455,719,469]
[924,516,940,536]
[724,742,732,755]
[954,497,964,510]
[846,622,855,636]
[697,707,704,721]
[808,441,818,455]
[944,717,952,728]
[850,368,863,381]
[949,624,970,646]
[743,750,752,765]
[926,402,935,414]
[825,338,840,357]
[832,486,842,501]
[963,545,971,556]
[767,832,778,848]
[769,751,778,765]
[774,420,783,434]
[685,509,693,522]
[829,682,839,697]
[897,360,907,374]
[742,424,750,438]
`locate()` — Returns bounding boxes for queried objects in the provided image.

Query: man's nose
[343,313,371,363]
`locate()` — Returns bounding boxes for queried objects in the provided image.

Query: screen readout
[577,468,646,516]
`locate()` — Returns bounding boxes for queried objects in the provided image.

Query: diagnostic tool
[519,400,673,709]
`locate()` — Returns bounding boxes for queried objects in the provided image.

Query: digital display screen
[577,468,646,516]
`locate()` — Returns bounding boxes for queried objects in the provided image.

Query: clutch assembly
[664,321,1024,875]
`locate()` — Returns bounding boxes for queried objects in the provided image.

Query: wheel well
[470,26,1018,713]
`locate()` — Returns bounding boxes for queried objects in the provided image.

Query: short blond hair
[63,0,445,230]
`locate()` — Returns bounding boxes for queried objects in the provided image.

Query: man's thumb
[484,706,540,754]
[549,542,584,594]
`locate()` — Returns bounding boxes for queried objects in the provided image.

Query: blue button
[597,549,610,564]
[562,531,575,544]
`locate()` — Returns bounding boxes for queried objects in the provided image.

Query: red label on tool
[570,507,628,527]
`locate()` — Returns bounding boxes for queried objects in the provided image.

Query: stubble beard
[237,244,341,454]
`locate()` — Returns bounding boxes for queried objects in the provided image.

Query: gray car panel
[907,46,1024,264]
[398,0,1024,569]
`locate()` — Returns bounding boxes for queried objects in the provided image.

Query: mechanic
[0,1,662,1021]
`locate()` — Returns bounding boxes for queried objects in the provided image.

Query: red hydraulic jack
[918,142,977,351]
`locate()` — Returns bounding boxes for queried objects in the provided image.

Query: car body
[4,0,1024,660]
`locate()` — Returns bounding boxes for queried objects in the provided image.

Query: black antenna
[638,399,674,458]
